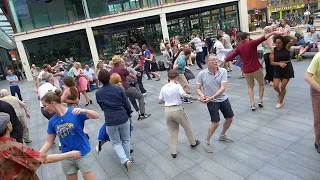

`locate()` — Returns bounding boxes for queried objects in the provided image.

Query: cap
[112,55,121,64]
[0,112,10,133]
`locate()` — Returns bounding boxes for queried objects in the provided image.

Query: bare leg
[81,90,90,104]
[273,78,281,101]
[66,173,78,180]
[220,118,233,135]
[279,79,290,104]
[248,86,255,106]
[83,171,96,180]
[258,84,264,103]
[205,122,219,142]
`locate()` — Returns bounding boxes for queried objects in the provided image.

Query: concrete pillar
[86,27,99,68]
[8,0,21,32]
[81,0,91,19]
[16,41,32,81]
[238,0,249,32]
[160,13,169,42]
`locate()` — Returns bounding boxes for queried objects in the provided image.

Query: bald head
[0,89,9,98]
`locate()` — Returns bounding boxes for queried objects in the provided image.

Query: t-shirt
[47,108,90,156]
[6,75,18,86]
[177,56,186,74]
[306,32,320,43]
[38,83,57,107]
[307,52,320,85]
[144,49,151,59]
[159,83,185,106]
[223,34,233,49]
[126,67,137,85]
[109,67,130,90]
[84,68,94,79]
[196,68,228,102]
[191,37,203,53]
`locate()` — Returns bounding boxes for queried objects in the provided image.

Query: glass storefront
[12,0,85,32]
[93,16,162,60]
[166,2,239,42]
[0,47,13,79]
[23,30,91,67]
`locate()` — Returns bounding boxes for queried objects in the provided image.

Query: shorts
[244,68,264,88]
[61,151,94,175]
[301,42,314,49]
[177,74,188,88]
[274,62,294,79]
[207,99,234,122]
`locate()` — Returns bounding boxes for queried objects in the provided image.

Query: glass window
[28,2,50,28]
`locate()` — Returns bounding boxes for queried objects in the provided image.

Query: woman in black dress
[270,34,297,109]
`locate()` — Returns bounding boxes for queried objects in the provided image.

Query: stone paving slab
[0,57,318,180]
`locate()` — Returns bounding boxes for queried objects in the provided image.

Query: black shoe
[85,133,90,140]
[124,160,132,172]
[190,140,200,148]
[315,142,320,154]
[130,149,133,153]
[258,102,263,108]
[89,100,93,104]
[138,113,151,121]
[171,154,177,158]
[147,78,152,80]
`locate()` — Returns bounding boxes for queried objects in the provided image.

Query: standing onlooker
[305,52,320,153]
[39,90,99,180]
[190,33,204,70]
[262,26,275,86]
[159,70,200,158]
[31,64,39,82]
[6,70,23,101]
[196,55,234,153]
[0,89,31,143]
[74,62,92,106]
[163,43,173,71]
[304,9,311,24]
[84,64,99,91]
[225,31,283,110]
[218,30,233,72]
[96,69,133,171]
[0,112,81,180]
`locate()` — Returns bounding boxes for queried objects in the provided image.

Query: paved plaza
[1,57,319,180]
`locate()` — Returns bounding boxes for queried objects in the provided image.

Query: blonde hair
[110,73,123,88]
[75,62,81,69]
[263,26,272,35]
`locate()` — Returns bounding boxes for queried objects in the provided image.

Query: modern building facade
[6,0,249,81]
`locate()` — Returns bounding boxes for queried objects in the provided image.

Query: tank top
[273,47,291,62]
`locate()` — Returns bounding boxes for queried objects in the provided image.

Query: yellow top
[307,52,320,85]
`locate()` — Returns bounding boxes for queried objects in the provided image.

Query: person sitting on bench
[296,27,320,60]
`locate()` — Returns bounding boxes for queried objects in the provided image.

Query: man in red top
[0,112,81,180]
[225,31,283,110]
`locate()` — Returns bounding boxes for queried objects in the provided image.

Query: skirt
[274,62,294,79]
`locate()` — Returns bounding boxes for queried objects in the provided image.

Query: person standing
[196,55,234,153]
[127,49,147,95]
[225,31,283,110]
[0,89,31,143]
[159,70,200,158]
[214,34,233,76]
[95,69,133,171]
[142,44,161,81]
[163,43,173,71]
[6,70,23,101]
[31,64,39,82]
[74,62,92,106]
[270,34,297,108]
[262,26,275,86]
[218,30,233,72]
[305,52,320,153]
[0,112,81,180]
[190,33,204,70]
[40,90,99,180]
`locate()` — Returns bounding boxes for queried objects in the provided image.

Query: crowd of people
[1,26,320,180]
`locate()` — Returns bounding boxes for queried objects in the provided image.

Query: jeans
[106,120,131,164]
[196,51,204,69]
[126,86,145,114]
[10,85,23,101]
[144,61,151,79]
[137,70,147,93]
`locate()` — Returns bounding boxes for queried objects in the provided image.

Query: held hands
[67,150,81,159]
[200,96,213,104]
[279,62,287,68]
[72,108,87,115]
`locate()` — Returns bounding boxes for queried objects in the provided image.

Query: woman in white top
[158,70,199,158]
[281,19,290,34]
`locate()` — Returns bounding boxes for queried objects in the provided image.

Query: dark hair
[63,77,78,100]
[127,49,134,54]
[164,43,169,47]
[192,33,197,37]
[168,70,179,80]
[237,32,250,40]
[0,126,7,137]
[273,35,290,49]
[217,35,223,40]
[43,64,50,69]
[98,69,110,85]
[184,49,191,56]
[41,89,62,104]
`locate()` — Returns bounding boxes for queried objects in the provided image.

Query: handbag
[184,69,195,80]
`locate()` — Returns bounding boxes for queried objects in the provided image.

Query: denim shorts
[207,99,234,122]
[61,151,94,175]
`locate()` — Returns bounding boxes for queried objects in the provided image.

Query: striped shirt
[196,68,228,102]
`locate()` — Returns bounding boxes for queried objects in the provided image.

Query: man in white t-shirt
[37,72,57,120]
[190,33,204,70]
[84,64,99,91]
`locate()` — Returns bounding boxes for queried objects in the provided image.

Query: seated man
[84,64,99,91]
[297,27,320,60]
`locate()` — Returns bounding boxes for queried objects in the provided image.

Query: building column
[86,27,99,68]
[81,0,91,19]
[16,41,32,81]
[238,0,249,32]
[279,10,283,19]
[160,13,169,41]
[8,0,21,32]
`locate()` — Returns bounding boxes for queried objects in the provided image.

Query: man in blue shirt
[6,70,23,101]
[95,69,133,171]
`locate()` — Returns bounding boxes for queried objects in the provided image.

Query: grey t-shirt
[196,68,228,102]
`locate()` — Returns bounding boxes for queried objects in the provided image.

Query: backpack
[158,60,165,71]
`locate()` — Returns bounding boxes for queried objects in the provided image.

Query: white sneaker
[203,141,213,153]
[95,145,99,155]
[219,134,234,142]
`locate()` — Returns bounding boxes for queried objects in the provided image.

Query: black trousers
[196,51,204,69]
[144,61,151,79]
[264,53,274,82]
[10,86,23,101]
[137,70,147,94]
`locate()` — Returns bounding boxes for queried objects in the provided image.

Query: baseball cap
[0,112,10,133]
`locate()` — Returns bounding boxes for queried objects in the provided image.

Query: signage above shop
[271,4,305,12]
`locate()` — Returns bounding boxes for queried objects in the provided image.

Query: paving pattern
[1,56,319,180]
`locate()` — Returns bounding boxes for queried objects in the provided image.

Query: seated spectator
[295,28,305,46]
[296,27,320,60]
[84,64,99,91]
